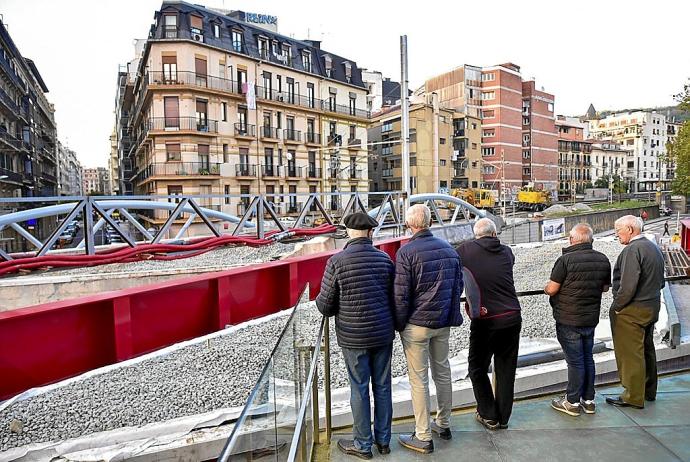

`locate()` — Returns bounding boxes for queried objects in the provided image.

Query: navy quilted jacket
[393,229,464,331]
[316,237,395,348]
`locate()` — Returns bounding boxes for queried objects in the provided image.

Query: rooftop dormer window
[344,61,352,83]
[163,14,178,38]
[190,15,203,34]
[302,51,312,73]
[213,23,220,38]
[324,55,333,78]
[231,29,243,53]
[258,37,269,60]
[282,44,292,66]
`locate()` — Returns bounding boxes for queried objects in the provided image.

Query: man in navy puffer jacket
[317,212,395,460]
[394,204,463,454]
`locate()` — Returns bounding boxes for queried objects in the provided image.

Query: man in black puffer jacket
[394,204,463,454]
[456,218,521,431]
[317,212,395,460]
[545,223,611,417]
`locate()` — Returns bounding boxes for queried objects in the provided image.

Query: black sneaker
[337,439,373,460]
[475,412,499,430]
[430,420,452,440]
[498,423,509,429]
[398,433,434,454]
[375,442,390,455]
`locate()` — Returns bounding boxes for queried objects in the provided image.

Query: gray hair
[473,218,497,238]
[347,228,370,239]
[614,215,642,233]
[406,204,431,229]
[569,223,593,244]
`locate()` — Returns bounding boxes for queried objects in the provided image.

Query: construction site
[0,189,689,461]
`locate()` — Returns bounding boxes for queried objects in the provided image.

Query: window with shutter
[164,97,179,128]
[190,15,203,31]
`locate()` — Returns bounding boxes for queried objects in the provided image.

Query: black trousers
[468,319,521,425]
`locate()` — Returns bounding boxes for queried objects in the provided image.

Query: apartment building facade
[368,101,454,196]
[422,63,557,197]
[589,111,672,192]
[116,2,370,230]
[367,96,480,198]
[0,18,58,198]
[57,141,83,196]
[589,140,630,185]
[556,116,592,195]
[82,167,111,195]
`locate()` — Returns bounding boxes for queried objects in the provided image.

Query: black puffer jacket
[393,229,463,331]
[549,242,612,326]
[316,237,395,348]
[456,237,521,318]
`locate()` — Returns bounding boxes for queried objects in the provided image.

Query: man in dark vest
[317,212,395,459]
[457,218,521,430]
[544,223,611,416]
[607,215,665,409]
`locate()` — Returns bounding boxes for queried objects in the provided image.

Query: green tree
[669,82,690,196]
[594,174,626,194]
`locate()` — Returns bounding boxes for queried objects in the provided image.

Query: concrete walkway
[323,372,690,462]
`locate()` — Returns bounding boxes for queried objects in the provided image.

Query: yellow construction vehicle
[515,186,552,211]
[449,188,496,211]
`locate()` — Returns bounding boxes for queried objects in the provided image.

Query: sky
[1,0,688,168]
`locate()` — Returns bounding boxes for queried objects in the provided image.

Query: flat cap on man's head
[343,212,379,230]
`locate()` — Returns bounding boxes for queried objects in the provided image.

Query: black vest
[550,243,611,327]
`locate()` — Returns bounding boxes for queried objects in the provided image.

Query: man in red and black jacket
[456,217,521,430]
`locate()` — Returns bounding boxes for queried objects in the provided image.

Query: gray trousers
[400,324,452,441]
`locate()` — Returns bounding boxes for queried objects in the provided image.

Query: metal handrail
[217,284,311,462]
[287,315,327,461]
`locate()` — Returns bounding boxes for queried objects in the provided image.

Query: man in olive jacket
[316,212,395,460]
[545,223,611,416]
[607,215,665,409]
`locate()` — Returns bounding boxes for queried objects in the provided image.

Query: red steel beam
[0,237,408,400]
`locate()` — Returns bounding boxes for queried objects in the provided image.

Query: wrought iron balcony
[234,123,256,137]
[260,126,280,139]
[283,129,302,143]
[305,132,321,145]
[235,163,257,177]
[148,117,218,133]
[306,166,322,179]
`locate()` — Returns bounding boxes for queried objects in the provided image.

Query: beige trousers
[400,324,452,441]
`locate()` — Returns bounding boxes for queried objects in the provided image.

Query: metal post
[83,197,95,255]
[501,149,506,220]
[311,347,319,445]
[400,35,410,226]
[324,320,332,443]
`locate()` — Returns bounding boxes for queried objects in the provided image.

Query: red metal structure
[0,237,408,400]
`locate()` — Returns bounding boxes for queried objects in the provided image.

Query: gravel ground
[0,238,626,452]
[0,312,293,453]
[8,243,295,279]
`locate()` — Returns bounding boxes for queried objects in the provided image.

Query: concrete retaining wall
[563,205,659,234]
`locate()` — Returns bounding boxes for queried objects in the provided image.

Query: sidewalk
[324,372,690,461]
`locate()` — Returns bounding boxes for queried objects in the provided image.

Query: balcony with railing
[348,138,362,149]
[283,129,302,144]
[284,165,302,179]
[305,166,321,180]
[234,123,256,138]
[148,71,238,94]
[261,164,281,178]
[0,166,23,184]
[0,87,20,114]
[328,167,340,179]
[348,168,363,180]
[454,168,467,177]
[287,201,303,214]
[0,51,25,90]
[134,162,221,184]
[260,126,280,140]
[0,131,26,151]
[235,163,257,178]
[148,117,218,133]
[305,132,321,145]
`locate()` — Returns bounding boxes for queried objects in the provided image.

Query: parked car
[58,232,74,245]
[660,206,673,216]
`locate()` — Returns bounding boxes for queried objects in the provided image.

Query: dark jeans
[556,323,596,403]
[468,319,521,425]
[341,344,393,451]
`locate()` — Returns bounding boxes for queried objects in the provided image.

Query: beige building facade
[119,2,370,229]
[368,97,480,197]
